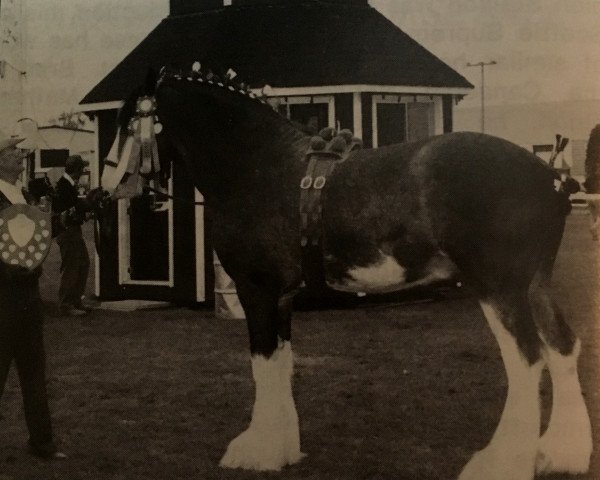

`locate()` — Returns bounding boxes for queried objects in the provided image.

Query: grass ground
[0,211,598,480]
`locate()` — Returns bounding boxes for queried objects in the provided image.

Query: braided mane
[156,62,308,153]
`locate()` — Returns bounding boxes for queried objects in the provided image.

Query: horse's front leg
[220,280,304,471]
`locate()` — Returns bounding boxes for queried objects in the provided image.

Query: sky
[372,0,600,109]
[2,0,600,125]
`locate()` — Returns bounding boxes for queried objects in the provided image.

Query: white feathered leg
[459,301,543,480]
[220,341,304,471]
[536,339,592,474]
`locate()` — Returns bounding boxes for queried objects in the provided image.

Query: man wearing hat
[53,154,90,316]
[0,129,66,459]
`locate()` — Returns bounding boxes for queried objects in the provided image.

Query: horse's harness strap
[300,156,337,247]
[299,128,362,289]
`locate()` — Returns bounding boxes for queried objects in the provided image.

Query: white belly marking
[344,253,406,291]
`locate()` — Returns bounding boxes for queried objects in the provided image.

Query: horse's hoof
[536,432,592,475]
[220,428,304,471]
[458,446,535,480]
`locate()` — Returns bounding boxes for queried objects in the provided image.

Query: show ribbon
[134,96,161,176]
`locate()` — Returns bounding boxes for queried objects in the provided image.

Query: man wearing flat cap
[52,155,90,316]
[0,129,66,459]
[53,154,90,316]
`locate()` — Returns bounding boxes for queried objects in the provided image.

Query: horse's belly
[327,254,406,292]
[325,251,456,294]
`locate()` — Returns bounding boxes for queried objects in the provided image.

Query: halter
[300,127,362,247]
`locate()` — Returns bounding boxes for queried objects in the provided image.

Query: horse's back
[418,133,567,292]
[323,132,568,295]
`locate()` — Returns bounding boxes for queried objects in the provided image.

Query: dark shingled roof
[81,1,472,105]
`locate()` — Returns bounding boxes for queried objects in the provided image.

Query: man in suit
[53,155,90,316]
[0,130,66,459]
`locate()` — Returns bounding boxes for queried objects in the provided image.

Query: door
[129,195,170,281]
[118,177,174,287]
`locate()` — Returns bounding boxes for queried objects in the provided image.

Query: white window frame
[195,188,206,302]
[372,94,443,148]
[92,117,101,297]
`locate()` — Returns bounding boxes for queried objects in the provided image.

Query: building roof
[81,1,472,105]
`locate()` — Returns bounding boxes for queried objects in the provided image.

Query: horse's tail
[553,174,580,217]
[560,175,581,195]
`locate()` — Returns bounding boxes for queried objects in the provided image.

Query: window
[376,103,407,146]
[372,95,436,148]
[407,102,434,142]
[274,96,335,133]
[39,149,69,168]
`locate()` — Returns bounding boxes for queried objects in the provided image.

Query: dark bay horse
[102,68,591,480]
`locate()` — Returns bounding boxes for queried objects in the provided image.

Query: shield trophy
[0,204,52,270]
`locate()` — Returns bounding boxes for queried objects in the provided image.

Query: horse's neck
[183,104,308,205]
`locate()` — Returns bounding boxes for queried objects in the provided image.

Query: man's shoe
[29,445,67,460]
[60,307,87,317]
[32,450,67,460]
[73,304,93,312]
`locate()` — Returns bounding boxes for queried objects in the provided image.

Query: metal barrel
[213,252,245,320]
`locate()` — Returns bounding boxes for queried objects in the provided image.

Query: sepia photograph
[0,1,598,479]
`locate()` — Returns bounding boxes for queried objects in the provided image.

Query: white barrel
[213,252,245,320]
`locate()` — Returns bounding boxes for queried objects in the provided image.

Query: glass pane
[377,103,406,146]
[407,103,433,142]
[289,103,328,135]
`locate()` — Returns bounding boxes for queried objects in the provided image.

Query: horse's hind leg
[219,280,303,471]
[459,294,544,480]
[529,276,592,475]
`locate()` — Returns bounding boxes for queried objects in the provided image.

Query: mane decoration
[305,127,363,161]
[157,62,280,108]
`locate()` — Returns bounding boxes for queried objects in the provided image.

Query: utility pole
[466,60,496,133]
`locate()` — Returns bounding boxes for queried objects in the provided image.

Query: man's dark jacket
[52,176,85,236]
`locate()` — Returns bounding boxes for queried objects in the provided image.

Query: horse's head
[103,63,309,204]
[152,64,310,197]
[102,69,171,200]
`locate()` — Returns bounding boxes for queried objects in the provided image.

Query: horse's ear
[144,68,158,95]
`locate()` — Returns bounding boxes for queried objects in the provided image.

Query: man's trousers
[0,287,56,456]
[57,227,90,310]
